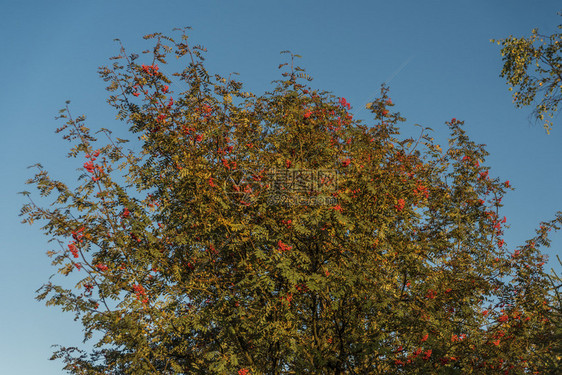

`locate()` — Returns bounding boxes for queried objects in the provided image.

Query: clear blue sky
[2,1,561,373]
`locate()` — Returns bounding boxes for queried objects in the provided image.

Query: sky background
[1,1,561,373]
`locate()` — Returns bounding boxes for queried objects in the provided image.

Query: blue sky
[2,1,561,373]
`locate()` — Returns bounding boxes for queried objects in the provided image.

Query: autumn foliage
[492,12,562,133]
[21,29,560,374]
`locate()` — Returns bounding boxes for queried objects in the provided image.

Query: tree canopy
[492,12,562,133]
[21,29,561,374]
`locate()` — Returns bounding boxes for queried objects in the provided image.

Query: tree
[492,12,562,134]
[22,29,560,374]
[493,14,562,371]
[543,256,562,372]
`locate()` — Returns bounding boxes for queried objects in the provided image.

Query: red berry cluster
[68,226,85,258]
[277,240,292,252]
[132,284,148,304]
[83,150,103,181]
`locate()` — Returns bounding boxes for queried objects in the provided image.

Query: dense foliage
[22,30,560,374]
